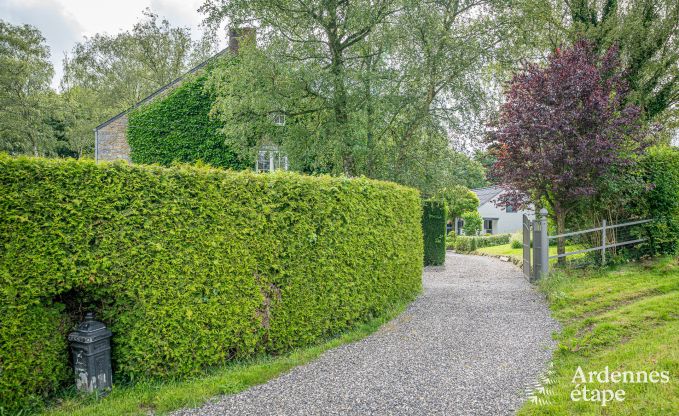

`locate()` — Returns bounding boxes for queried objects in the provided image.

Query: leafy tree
[49,87,107,158]
[437,185,479,221]
[62,9,212,113]
[473,148,498,184]
[488,40,648,261]
[201,0,502,192]
[462,211,483,235]
[205,33,488,192]
[505,0,679,120]
[203,0,402,175]
[205,39,321,171]
[0,20,55,156]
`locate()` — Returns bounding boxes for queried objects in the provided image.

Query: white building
[454,186,534,235]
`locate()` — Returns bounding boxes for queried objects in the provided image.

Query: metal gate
[523,209,548,281]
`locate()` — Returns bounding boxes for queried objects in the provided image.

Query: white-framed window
[483,219,493,235]
[506,205,516,213]
[272,112,285,126]
[456,219,464,235]
[256,145,289,172]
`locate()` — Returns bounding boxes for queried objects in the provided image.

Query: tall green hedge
[640,146,679,255]
[422,200,446,266]
[127,75,247,169]
[0,155,422,412]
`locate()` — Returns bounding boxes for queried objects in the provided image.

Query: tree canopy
[436,185,480,221]
[199,0,503,191]
[489,40,649,259]
[62,10,212,111]
[0,20,54,156]
[506,0,679,121]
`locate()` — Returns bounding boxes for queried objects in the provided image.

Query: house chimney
[228,27,256,54]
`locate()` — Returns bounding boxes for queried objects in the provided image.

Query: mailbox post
[68,312,113,394]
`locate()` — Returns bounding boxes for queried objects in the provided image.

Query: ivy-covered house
[94,28,287,172]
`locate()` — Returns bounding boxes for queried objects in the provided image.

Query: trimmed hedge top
[0,155,422,411]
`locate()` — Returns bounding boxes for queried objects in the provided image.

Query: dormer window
[256,144,289,172]
[272,112,285,126]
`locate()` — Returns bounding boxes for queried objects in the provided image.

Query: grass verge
[518,256,679,415]
[39,302,410,416]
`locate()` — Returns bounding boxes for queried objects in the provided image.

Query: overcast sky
[1,0,225,89]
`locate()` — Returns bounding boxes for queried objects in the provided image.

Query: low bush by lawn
[446,233,511,252]
[518,257,679,415]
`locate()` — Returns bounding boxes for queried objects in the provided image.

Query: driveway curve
[173,252,559,416]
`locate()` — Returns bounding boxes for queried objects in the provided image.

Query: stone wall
[96,115,130,162]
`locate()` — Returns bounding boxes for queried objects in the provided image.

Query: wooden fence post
[601,219,607,266]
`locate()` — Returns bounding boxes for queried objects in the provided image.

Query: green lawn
[475,243,582,264]
[518,257,679,415]
[475,243,526,259]
[40,303,409,416]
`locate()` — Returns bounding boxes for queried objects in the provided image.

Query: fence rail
[548,219,652,240]
[522,210,652,281]
[548,219,652,261]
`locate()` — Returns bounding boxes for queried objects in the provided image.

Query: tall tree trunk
[364,53,374,176]
[332,67,351,175]
[327,14,352,176]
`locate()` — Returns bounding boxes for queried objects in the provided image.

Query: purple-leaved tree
[488,40,648,262]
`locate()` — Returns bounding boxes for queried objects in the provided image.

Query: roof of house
[471,186,503,206]
[94,47,231,131]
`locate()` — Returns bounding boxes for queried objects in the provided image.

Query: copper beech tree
[489,40,649,262]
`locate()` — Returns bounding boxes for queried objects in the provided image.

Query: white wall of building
[453,189,534,236]
[477,199,533,235]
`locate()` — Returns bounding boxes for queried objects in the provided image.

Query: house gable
[94,28,255,163]
[454,186,533,235]
[473,186,503,207]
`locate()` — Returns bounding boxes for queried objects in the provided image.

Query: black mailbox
[67,312,113,393]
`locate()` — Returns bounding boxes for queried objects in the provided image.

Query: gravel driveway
[172,252,559,416]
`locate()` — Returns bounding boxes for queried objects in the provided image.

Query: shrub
[422,199,446,265]
[452,235,477,252]
[509,232,523,249]
[127,74,248,169]
[435,185,479,221]
[452,234,511,253]
[0,155,423,412]
[639,146,679,255]
[461,211,482,235]
[445,231,455,248]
